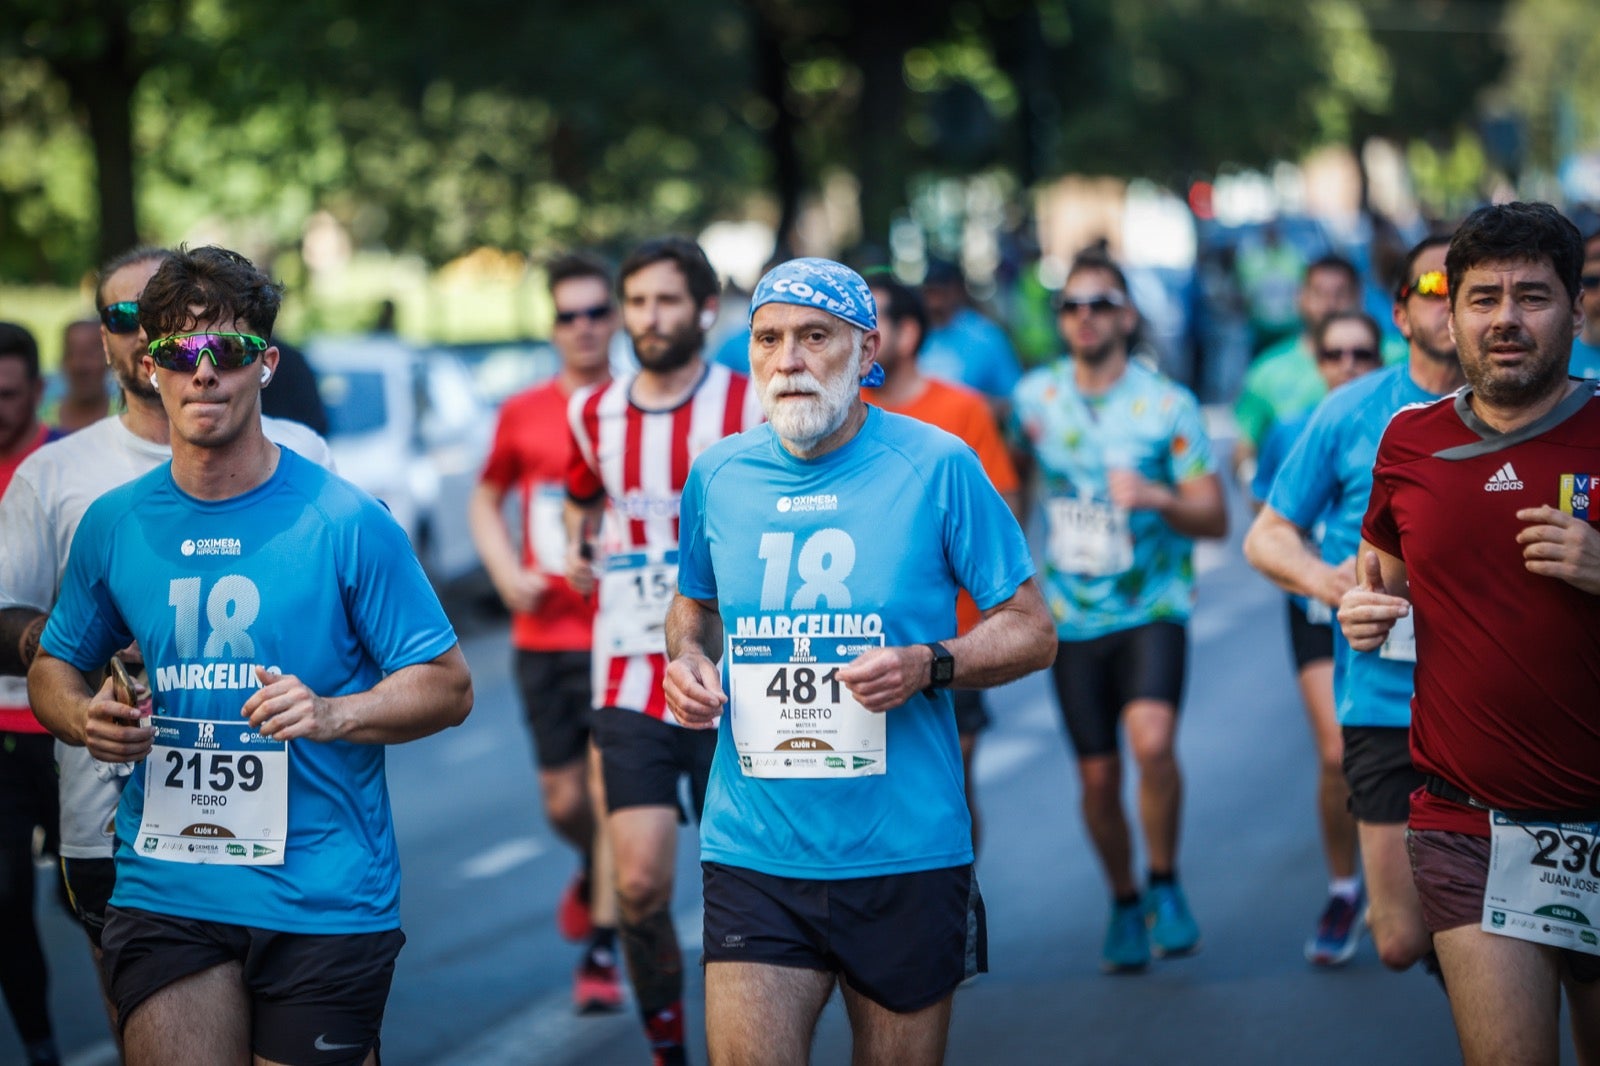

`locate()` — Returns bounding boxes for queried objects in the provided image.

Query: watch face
[931,645,955,684]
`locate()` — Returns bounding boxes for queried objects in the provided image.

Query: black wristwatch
[924,642,955,690]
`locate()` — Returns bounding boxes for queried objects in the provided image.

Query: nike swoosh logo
[314,1035,365,1051]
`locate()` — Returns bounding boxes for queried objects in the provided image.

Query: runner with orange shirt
[863,274,1021,850]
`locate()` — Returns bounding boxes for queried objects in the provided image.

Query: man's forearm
[945,579,1056,689]
[26,649,92,745]
[0,607,46,677]
[324,647,473,744]
[665,594,723,663]
[1244,508,1336,603]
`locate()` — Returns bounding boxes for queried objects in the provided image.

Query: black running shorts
[1051,621,1187,758]
[101,905,405,1064]
[61,857,116,948]
[951,689,991,737]
[514,649,594,769]
[701,861,986,1013]
[1341,725,1422,824]
[1285,597,1334,672]
[591,705,717,820]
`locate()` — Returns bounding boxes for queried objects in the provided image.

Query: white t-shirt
[0,414,335,857]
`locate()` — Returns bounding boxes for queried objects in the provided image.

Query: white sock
[1329,876,1362,902]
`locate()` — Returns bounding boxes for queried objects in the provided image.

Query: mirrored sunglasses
[99,301,141,335]
[1400,270,1448,300]
[147,332,268,372]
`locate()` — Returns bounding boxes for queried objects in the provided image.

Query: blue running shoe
[1145,882,1201,957]
[1102,900,1150,973]
[1305,890,1363,967]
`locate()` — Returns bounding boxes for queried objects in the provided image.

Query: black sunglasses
[1318,346,1379,364]
[1582,275,1600,291]
[555,304,612,326]
[1055,294,1126,314]
[99,301,141,335]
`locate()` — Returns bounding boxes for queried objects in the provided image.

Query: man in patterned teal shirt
[1013,251,1227,974]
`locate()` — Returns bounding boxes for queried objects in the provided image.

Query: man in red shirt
[470,254,624,1013]
[1342,201,1600,1063]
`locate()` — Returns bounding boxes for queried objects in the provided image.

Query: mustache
[765,373,824,399]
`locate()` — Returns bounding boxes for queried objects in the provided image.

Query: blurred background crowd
[4,0,1600,579]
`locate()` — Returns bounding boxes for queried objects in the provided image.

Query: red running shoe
[573,958,624,1014]
[558,872,593,942]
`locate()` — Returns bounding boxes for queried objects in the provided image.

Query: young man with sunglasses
[1242,309,1382,966]
[0,249,336,1044]
[23,245,471,1066]
[469,252,623,1013]
[1571,224,1600,381]
[1339,201,1600,1065]
[1244,236,1462,975]
[563,236,763,1066]
[1013,251,1227,973]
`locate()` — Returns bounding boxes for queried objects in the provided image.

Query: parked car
[305,336,490,587]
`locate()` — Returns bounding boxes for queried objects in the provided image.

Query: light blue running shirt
[1012,359,1216,641]
[42,448,458,934]
[679,407,1034,879]
[1266,363,1447,728]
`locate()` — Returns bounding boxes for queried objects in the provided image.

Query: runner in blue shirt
[664,259,1053,1066]
[1571,225,1600,380]
[1245,309,1382,967]
[28,246,473,1066]
[1012,250,1227,974]
[1244,235,1463,976]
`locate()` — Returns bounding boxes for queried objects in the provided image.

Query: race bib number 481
[727,635,885,778]
[136,717,288,865]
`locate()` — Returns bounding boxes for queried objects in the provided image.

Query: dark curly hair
[617,237,718,307]
[137,245,285,340]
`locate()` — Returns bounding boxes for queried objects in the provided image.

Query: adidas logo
[1484,462,1524,492]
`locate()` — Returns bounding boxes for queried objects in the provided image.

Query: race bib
[726,634,886,778]
[1046,496,1133,577]
[136,717,288,865]
[597,550,677,658]
[1483,812,1600,956]
[1305,599,1334,626]
[1379,612,1417,662]
[527,484,568,575]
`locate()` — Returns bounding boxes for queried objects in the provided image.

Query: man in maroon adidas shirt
[1341,201,1600,1064]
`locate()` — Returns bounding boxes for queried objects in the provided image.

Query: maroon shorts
[1407,828,1600,982]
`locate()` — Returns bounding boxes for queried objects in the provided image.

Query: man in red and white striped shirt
[564,237,761,1066]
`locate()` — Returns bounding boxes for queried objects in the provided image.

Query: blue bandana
[749,258,884,386]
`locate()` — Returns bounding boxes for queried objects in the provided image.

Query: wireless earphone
[260,367,272,385]
[699,309,716,331]
[149,374,159,389]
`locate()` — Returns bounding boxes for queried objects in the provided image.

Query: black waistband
[1423,775,1600,824]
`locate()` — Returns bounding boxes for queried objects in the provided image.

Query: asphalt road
[4,484,1561,1065]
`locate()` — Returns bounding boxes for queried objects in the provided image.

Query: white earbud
[699,309,716,331]
[260,367,272,385]
[149,374,159,389]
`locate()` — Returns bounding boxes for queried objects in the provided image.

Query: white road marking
[460,837,547,880]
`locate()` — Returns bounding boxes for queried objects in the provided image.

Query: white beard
[761,338,861,452]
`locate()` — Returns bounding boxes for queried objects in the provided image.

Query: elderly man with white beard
[664,258,1056,1066]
